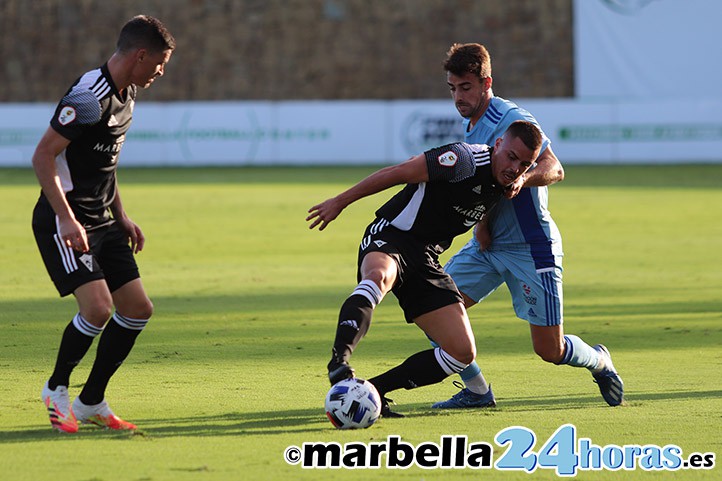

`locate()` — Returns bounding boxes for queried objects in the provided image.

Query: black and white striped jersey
[44,63,137,229]
[374,142,505,250]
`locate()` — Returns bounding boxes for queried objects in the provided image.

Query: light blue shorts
[445,240,564,326]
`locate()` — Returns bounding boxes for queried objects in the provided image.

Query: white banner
[574,0,722,100]
[1,99,721,166]
[122,101,391,165]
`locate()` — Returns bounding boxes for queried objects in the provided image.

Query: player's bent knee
[433,333,476,365]
[81,303,113,326]
[137,298,154,320]
[126,298,154,320]
[361,270,392,294]
[534,344,564,364]
[447,344,476,365]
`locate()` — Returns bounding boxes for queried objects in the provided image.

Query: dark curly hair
[443,43,491,80]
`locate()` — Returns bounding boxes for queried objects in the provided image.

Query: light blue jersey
[463,95,562,268]
[446,94,564,326]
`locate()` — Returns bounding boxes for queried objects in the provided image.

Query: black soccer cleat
[328,360,355,385]
[380,397,404,418]
[591,344,624,406]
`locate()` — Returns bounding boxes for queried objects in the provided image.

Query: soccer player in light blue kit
[432,43,624,408]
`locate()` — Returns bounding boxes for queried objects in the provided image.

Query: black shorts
[357,218,462,323]
[32,200,140,297]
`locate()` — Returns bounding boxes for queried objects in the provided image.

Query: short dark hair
[443,43,491,80]
[117,15,175,54]
[506,120,543,152]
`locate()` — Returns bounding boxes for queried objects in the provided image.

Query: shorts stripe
[542,271,561,326]
[53,233,78,273]
[361,219,390,250]
[370,218,389,234]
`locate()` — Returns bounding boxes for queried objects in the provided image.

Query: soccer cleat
[592,344,624,406]
[432,381,497,409]
[328,360,355,385]
[72,398,137,430]
[380,397,405,418]
[41,382,78,433]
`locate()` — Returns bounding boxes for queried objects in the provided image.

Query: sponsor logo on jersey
[473,185,482,194]
[437,151,458,167]
[453,204,487,223]
[373,240,387,248]
[107,115,119,127]
[58,106,76,125]
[93,142,123,154]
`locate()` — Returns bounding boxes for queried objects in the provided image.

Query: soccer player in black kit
[307,120,542,417]
[33,15,175,432]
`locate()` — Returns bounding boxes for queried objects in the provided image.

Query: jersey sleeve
[50,88,103,141]
[423,142,479,183]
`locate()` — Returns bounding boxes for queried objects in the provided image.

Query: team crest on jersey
[437,151,457,167]
[58,106,76,125]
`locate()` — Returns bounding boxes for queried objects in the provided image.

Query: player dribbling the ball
[307,121,542,418]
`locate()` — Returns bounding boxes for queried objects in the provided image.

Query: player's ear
[136,48,148,63]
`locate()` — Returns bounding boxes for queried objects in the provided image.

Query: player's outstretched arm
[307,154,429,231]
[527,146,564,186]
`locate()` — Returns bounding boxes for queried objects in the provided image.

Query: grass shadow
[3,388,719,444]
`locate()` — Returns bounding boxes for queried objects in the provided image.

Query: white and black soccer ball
[325,378,381,429]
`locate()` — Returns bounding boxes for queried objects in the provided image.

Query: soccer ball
[325,378,382,429]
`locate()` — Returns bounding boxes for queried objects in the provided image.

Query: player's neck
[469,89,494,131]
[106,52,133,94]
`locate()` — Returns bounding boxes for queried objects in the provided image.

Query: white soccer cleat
[72,398,137,430]
[41,382,78,433]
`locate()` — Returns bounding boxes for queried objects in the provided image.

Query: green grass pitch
[0,165,720,480]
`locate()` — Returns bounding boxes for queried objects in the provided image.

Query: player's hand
[474,221,492,251]
[504,173,526,199]
[307,198,343,231]
[58,217,89,252]
[118,216,145,254]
